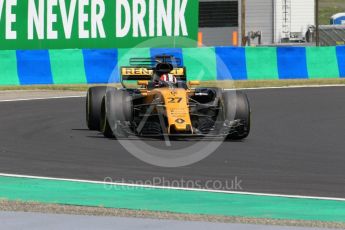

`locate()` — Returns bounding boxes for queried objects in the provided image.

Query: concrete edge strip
[0,95,84,102]
[236,84,345,90]
[1,173,345,202]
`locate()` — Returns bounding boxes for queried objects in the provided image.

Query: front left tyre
[222,90,251,140]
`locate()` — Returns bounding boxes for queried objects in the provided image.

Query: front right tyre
[100,88,133,139]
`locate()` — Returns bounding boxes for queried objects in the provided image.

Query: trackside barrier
[0,46,344,85]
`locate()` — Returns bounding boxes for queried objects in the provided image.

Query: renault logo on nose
[175,118,185,124]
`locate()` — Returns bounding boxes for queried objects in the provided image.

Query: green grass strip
[306,47,340,79]
[182,47,217,81]
[246,47,279,80]
[49,50,87,84]
[0,79,345,91]
[0,176,345,222]
[0,51,19,85]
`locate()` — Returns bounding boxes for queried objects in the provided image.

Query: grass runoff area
[0,176,344,228]
[0,79,344,91]
[320,0,345,25]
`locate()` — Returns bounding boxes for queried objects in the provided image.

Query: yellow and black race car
[86,55,250,140]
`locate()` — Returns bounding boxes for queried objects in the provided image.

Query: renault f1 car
[86,56,250,140]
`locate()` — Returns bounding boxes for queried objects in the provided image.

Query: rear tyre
[86,86,107,131]
[222,91,251,140]
[100,96,115,138]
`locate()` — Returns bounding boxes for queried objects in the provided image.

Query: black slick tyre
[86,86,107,131]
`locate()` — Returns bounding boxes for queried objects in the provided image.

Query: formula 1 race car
[86,56,250,140]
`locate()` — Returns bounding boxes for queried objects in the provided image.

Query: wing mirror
[189,81,200,87]
[137,80,149,86]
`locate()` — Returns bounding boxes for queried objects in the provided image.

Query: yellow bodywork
[143,87,193,134]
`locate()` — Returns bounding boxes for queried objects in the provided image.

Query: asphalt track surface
[0,87,344,198]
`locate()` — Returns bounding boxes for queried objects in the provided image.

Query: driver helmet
[160,73,177,84]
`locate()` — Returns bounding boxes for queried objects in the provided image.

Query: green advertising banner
[0,0,198,49]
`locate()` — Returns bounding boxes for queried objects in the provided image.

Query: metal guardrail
[319,25,345,46]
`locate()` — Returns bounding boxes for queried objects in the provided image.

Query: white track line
[0,173,344,202]
[0,95,84,103]
[0,84,344,103]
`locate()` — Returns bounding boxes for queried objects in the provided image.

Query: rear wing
[121,67,187,81]
[129,56,182,67]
